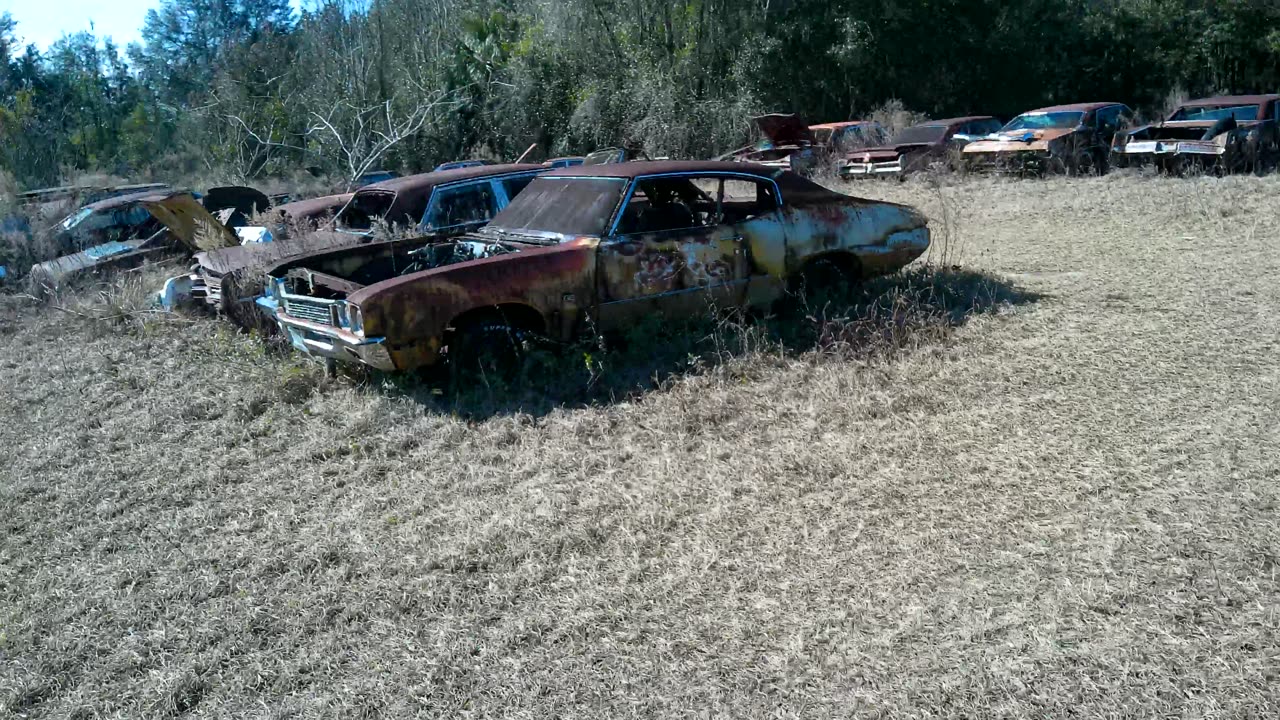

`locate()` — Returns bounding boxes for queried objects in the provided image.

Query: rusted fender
[351,240,598,351]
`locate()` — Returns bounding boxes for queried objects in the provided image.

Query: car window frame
[419,178,501,233]
[605,172,783,239]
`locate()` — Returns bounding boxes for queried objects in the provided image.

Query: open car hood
[752,114,814,147]
[141,185,270,253]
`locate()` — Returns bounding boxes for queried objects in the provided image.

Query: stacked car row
[729,94,1280,178]
[188,161,932,377]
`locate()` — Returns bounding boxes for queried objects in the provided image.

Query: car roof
[1178,94,1280,107]
[1025,102,1125,114]
[808,121,880,130]
[914,116,999,127]
[354,163,546,195]
[84,188,188,212]
[541,160,782,180]
[274,193,354,217]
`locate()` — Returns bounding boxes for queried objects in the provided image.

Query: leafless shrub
[867,98,929,139]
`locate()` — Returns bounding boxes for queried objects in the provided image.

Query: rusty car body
[1110,95,1280,173]
[841,116,1003,177]
[331,164,544,237]
[261,193,352,239]
[962,102,1133,175]
[180,166,550,324]
[265,160,931,373]
[726,115,887,174]
[29,186,269,287]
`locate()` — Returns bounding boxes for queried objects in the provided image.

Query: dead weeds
[2,173,1280,718]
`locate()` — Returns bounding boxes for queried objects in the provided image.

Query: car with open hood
[30,186,269,288]
[841,116,1003,177]
[725,115,887,174]
[1110,95,1280,173]
[962,102,1132,175]
[176,165,549,326]
[264,160,931,374]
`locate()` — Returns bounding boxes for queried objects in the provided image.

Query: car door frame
[593,171,784,326]
[416,170,542,235]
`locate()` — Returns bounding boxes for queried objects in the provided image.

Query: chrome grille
[283,296,334,325]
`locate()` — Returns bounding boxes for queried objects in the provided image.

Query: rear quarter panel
[781,201,927,276]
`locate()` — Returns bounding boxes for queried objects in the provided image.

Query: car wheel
[448,321,548,388]
[1069,149,1100,176]
[791,255,859,308]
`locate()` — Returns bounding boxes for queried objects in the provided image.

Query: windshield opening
[1002,112,1084,132]
[1169,104,1259,122]
[485,177,627,238]
[61,207,94,230]
[892,124,949,145]
[336,191,396,230]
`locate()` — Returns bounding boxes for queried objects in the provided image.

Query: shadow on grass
[355,266,1043,421]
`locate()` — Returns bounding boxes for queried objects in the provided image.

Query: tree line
[1,0,1278,189]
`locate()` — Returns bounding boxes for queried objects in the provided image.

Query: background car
[1111,94,1280,173]
[962,102,1132,175]
[842,116,1004,177]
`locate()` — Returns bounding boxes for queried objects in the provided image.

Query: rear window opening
[337,191,396,231]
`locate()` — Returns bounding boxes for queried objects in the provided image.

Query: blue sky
[4,0,305,52]
[4,0,160,50]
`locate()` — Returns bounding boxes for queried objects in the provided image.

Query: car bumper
[1114,140,1225,158]
[963,149,1053,173]
[275,310,398,371]
[841,160,903,177]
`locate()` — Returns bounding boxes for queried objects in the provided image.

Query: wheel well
[788,251,863,293]
[447,304,546,337]
[800,251,862,279]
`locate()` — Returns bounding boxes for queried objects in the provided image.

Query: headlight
[348,304,363,334]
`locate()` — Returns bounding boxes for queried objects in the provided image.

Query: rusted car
[179,166,549,324]
[30,187,269,287]
[260,193,352,239]
[962,102,1133,175]
[265,160,930,373]
[841,116,1003,177]
[50,189,170,255]
[332,164,544,236]
[725,115,887,174]
[1110,95,1280,173]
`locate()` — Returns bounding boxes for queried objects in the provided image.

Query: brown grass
[2,173,1280,718]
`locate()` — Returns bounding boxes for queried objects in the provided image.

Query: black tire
[448,322,545,387]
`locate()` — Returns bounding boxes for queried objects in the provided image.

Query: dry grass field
[2,172,1279,718]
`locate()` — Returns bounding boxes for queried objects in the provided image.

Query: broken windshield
[1169,104,1259,122]
[1002,112,1084,131]
[484,177,627,238]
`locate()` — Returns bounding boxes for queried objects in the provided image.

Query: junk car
[962,102,1133,175]
[31,187,268,287]
[265,160,931,373]
[331,164,544,237]
[1110,95,1280,174]
[177,166,550,325]
[842,116,1003,177]
[725,115,887,174]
